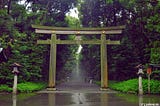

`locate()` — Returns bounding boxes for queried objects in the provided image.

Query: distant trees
[0,0,159,84]
[79,0,160,81]
[0,0,78,84]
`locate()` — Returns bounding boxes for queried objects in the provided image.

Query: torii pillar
[32,25,125,90]
[48,34,57,90]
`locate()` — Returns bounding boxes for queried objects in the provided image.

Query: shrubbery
[0,82,46,93]
[110,79,160,94]
[0,85,12,92]
[17,82,47,93]
[0,31,46,84]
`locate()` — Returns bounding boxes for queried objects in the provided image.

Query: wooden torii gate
[32,25,125,90]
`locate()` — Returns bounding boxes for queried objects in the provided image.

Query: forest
[0,0,160,86]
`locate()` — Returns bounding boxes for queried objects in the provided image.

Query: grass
[110,79,138,94]
[0,85,12,92]
[17,82,47,93]
[95,79,160,94]
[0,82,47,93]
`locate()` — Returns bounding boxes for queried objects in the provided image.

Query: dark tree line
[0,0,160,85]
[0,0,78,84]
[79,0,160,81]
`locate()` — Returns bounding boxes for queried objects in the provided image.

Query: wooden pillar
[48,34,57,90]
[101,33,108,90]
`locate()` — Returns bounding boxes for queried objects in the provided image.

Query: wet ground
[0,81,160,106]
[0,92,160,106]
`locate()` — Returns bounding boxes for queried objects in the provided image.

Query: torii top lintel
[32,25,125,35]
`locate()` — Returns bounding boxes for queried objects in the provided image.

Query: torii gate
[32,25,125,90]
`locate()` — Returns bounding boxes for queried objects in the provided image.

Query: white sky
[18,0,25,4]
[66,8,79,19]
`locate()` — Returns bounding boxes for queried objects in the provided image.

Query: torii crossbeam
[32,25,125,90]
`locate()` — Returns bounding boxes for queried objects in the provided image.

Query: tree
[79,0,160,81]
[0,0,79,84]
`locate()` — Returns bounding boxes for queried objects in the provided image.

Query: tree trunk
[7,0,12,14]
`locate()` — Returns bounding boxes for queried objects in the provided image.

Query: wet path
[56,81,100,91]
[1,93,160,106]
[0,81,160,106]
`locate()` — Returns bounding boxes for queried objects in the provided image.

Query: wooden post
[101,33,108,90]
[48,34,57,90]
[147,67,152,94]
[148,74,151,94]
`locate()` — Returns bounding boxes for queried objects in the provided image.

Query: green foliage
[110,79,138,94]
[56,13,80,80]
[150,41,160,64]
[0,31,45,83]
[26,0,78,26]
[65,16,80,28]
[0,0,79,84]
[151,48,160,64]
[79,0,160,81]
[95,81,101,86]
[17,82,47,93]
[110,79,160,94]
[0,82,46,93]
[1,0,160,85]
[0,9,13,36]
[56,44,78,80]
[106,0,113,4]
[151,70,160,80]
[81,45,100,80]
[0,85,12,92]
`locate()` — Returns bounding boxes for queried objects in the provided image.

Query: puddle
[0,93,160,106]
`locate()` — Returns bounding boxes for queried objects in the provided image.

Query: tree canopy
[0,0,79,84]
[0,0,160,84]
[79,0,160,80]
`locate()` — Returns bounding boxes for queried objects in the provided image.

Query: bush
[110,79,160,94]
[0,31,46,84]
[17,82,47,93]
[110,79,138,94]
[0,85,12,92]
[0,82,46,93]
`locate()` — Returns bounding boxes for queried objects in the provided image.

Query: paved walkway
[38,81,117,93]
[57,81,99,91]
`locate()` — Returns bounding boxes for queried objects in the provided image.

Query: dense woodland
[0,0,160,85]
